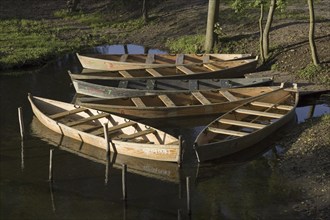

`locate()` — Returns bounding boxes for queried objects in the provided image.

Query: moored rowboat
[28,94,182,163]
[30,117,180,182]
[70,57,258,80]
[193,84,299,162]
[76,53,255,71]
[70,77,273,99]
[76,86,282,120]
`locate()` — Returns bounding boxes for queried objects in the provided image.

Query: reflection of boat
[76,53,255,71]
[76,86,281,120]
[70,57,258,80]
[71,77,273,99]
[194,84,299,162]
[30,116,180,183]
[28,94,182,163]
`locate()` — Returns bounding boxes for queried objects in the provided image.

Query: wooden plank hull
[30,117,180,183]
[71,77,273,99]
[77,53,254,71]
[194,86,299,162]
[70,57,258,80]
[28,94,182,163]
[76,86,281,120]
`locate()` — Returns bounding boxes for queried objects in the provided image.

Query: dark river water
[1,44,329,220]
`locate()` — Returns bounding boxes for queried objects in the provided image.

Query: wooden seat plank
[131,97,146,108]
[203,63,221,71]
[251,101,293,111]
[177,66,195,75]
[49,107,87,120]
[118,129,155,140]
[208,127,249,137]
[219,90,239,101]
[91,121,136,136]
[66,113,109,127]
[235,108,283,118]
[219,119,266,129]
[146,68,163,77]
[145,54,155,64]
[120,54,128,62]
[158,95,176,107]
[118,70,133,78]
[176,54,184,64]
[191,92,211,105]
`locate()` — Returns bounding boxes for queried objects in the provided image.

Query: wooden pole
[178,135,183,167]
[103,123,110,154]
[49,149,54,182]
[21,140,24,171]
[105,154,110,185]
[18,107,24,139]
[186,176,191,215]
[122,164,127,200]
[177,209,182,220]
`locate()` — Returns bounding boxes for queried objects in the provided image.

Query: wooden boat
[193,84,299,162]
[76,53,255,71]
[30,117,180,183]
[76,86,282,120]
[28,94,183,163]
[69,57,258,80]
[71,77,273,99]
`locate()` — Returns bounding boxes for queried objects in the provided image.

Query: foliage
[297,63,322,80]
[165,35,205,53]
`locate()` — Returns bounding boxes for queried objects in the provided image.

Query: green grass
[165,35,205,53]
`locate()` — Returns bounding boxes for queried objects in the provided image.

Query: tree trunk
[307,0,319,65]
[67,0,80,12]
[263,0,276,58]
[259,4,265,63]
[204,0,219,53]
[142,0,149,24]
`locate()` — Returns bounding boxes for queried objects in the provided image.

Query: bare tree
[67,0,80,13]
[259,3,265,63]
[307,0,319,65]
[142,0,149,23]
[205,0,220,52]
[262,0,276,58]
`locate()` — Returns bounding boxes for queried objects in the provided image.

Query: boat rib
[66,113,110,127]
[219,90,239,101]
[49,107,87,120]
[218,119,266,129]
[207,127,249,137]
[191,92,211,105]
[158,95,176,107]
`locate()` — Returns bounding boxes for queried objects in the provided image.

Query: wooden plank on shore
[235,109,283,118]
[219,119,266,129]
[208,127,249,137]
[219,90,239,101]
[131,97,146,108]
[66,113,109,127]
[158,95,176,107]
[49,107,87,120]
[191,92,211,105]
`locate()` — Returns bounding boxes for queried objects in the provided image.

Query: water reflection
[1,44,329,220]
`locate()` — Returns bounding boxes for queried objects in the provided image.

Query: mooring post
[49,149,54,182]
[105,155,110,185]
[177,209,182,220]
[122,164,127,200]
[18,107,24,139]
[178,135,183,168]
[186,176,191,215]
[103,123,110,154]
[21,141,24,171]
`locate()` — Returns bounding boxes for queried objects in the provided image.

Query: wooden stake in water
[178,135,183,168]
[122,164,127,200]
[103,123,110,154]
[18,107,24,139]
[49,149,54,182]
[186,176,191,215]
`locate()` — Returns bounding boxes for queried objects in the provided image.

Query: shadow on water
[1,44,329,220]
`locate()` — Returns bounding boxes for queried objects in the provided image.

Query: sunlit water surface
[1,44,329,220]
